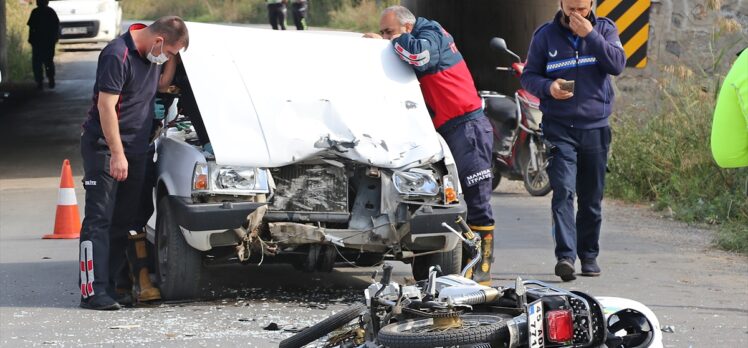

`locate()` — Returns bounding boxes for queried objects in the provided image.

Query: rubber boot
[469,225,495,286]
[127,230,161,302]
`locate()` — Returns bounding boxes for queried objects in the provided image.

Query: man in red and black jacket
[365,6,495,285]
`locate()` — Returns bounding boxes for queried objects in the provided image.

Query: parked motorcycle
[280,219,663,348]
[482,38,551,197]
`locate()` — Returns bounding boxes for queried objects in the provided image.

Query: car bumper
[409,201,467,235]
[169,195,466,253]
[168,196,265,231]
[57,13,119,43]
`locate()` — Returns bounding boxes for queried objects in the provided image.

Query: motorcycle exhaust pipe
[451,288,502,306]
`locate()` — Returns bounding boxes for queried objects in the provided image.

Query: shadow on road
[0,261,377,309]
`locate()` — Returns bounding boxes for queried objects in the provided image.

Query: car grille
[60,21,100,39]
[269,164,348,213]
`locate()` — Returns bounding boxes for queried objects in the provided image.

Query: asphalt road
[1,31,747,347]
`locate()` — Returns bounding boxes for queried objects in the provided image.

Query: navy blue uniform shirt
[83,24,159,154]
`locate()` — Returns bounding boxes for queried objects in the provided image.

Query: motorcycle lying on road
[280,220,663,348]
[482,38,551,197]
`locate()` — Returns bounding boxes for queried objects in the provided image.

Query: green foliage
[327,0,399,33]
[607,21,748,253]
[121,0,265,23]
[6,0,33,81]
[121,0,398,31]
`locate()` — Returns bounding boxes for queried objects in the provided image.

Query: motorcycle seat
[484,96,517,126]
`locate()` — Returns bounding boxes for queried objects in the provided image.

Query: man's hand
[550,79,574,100]
[362,32,383,39]
[110,152,128,182]
[569,12,593,37]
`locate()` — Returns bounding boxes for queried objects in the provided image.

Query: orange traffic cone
[43,159,81,239]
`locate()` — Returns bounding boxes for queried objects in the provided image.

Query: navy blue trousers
[438,113,495,227]
[543,120,611,262]
[79,131,148,300]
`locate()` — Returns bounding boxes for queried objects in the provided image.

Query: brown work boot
[135,268,161,302]
[128,230,161,302]
[468,225,495,286]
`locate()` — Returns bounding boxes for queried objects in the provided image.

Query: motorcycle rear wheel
[522,152,551,197]
[377,313,511,348]
[491,157,502,191]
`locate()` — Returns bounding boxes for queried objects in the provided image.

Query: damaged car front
[148,23,467,300]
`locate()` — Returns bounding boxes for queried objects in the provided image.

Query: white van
[48,0,122,44]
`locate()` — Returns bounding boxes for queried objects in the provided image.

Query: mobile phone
[560,80,575,93]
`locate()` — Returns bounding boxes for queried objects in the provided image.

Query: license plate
[528,300,545,348]
[61,27,87,35]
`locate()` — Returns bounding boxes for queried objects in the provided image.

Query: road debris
[264,323,281,331]
[661,325,676,333]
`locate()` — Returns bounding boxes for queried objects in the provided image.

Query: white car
[146,23,468,300]
[48,0,122,44]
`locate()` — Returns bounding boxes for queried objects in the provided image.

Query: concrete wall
[616,0,746,107]
[646,0,746,65]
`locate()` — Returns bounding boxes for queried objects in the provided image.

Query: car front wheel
[411,243,462,281]
[155,196,205,300]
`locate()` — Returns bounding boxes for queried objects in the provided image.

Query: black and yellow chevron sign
[597,0,651,68]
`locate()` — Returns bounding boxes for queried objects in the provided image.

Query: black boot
[80,294,121,310]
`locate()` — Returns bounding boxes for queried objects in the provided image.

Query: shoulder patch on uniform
[596,16,618,29]
[532,22,553,37]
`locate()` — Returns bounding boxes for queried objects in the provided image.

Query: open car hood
[180,22,443,169]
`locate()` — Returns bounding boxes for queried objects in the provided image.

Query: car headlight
[215,167,256,190]
[393,170,439,196]
[192,163,270,195]
[442,175,459,204]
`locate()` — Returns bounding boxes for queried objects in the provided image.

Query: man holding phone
[521,0,625,281]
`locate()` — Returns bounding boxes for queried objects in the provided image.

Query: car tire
[155,196,204,300]
[279,303,367,348]
[411,242,462,281]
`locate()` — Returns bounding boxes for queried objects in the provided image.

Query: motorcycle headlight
[393,170,439,196]
[192,163,270,195]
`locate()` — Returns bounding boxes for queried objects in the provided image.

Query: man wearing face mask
[78,16,189,310]
[521,0,626,281]
[364,6,495,285]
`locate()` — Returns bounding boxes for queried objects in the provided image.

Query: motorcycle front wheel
[279,303,366,348]
[377,314,511,348]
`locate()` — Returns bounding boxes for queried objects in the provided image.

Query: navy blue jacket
[521,11,626,129]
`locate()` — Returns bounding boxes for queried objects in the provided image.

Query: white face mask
[147,41,169,65]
